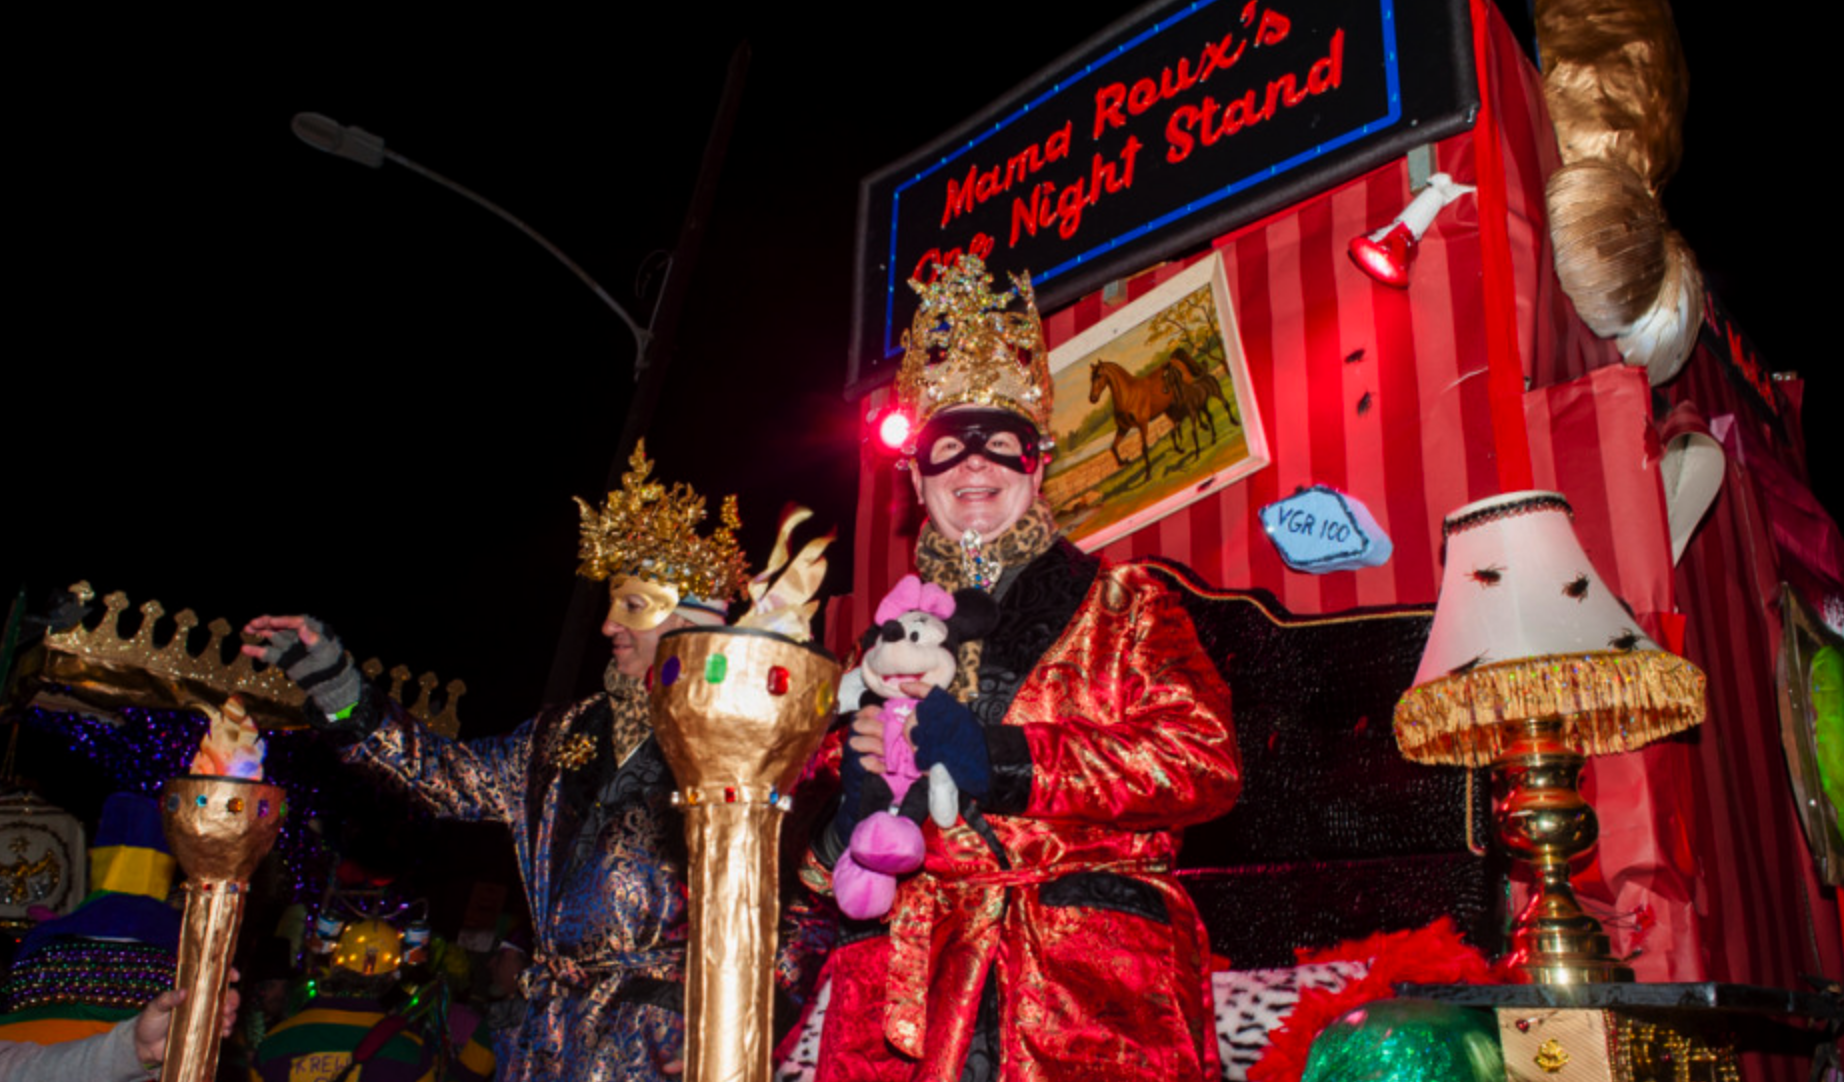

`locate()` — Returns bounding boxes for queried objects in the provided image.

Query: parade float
[825,0,1844,1077]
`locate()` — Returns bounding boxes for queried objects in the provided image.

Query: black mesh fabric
[1146,560,1505,968]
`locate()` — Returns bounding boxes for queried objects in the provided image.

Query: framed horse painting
[1043,252,1269,550]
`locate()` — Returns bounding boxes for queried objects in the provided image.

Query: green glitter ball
[1302,999,1502,1082]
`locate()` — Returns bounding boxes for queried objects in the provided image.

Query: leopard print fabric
[772,976,828,1082]
[771,961,1371,1082]
[597,669,655,769]
[1212,961,1369,1081]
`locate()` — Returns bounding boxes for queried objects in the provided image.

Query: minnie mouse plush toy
[833,574,996,919]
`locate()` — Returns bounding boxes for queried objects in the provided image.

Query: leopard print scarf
[599,664,655,768]
[913,499,1060,701]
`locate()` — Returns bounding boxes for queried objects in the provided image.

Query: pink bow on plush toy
[874,576,956,625]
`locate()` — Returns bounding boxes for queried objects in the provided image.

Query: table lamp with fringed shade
[1393,492,1706,983]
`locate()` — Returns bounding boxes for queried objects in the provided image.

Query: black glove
[39,589,92,634]
[258,618,372,734]
[832,748,894,849]
[912,688,991,799]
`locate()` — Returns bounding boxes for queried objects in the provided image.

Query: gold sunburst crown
[896,254,1053,434]
[574,441,750,602]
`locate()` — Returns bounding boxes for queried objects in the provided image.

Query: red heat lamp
[1347,171,1476,290]
[1349,222,1415,288]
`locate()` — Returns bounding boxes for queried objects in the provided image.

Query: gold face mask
[604,575,681,631]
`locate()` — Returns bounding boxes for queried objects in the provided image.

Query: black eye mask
[915,409,1043,476]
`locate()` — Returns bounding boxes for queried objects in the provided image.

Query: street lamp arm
[292,112,386,167]
[381,148,652,358]
[290,112,651,362]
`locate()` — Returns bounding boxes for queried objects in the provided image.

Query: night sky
[8,3,1818,744]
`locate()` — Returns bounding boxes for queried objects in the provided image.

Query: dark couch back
[1147,560,1504,967]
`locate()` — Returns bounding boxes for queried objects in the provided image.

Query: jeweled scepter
[655,505,835,1082]
[652,625,836,1082]
[15,583,448,1074]
[159,696,286,1082]
[576,452,835,1082]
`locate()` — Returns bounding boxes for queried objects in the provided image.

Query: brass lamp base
[1495,717,1632,984]
[1509,900,1634,985]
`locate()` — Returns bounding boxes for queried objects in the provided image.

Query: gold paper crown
[25,583,464,736]
[896,254,1052,434]
[574,441,750,602]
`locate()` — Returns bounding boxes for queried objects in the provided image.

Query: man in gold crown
[243,443,749,1082]
[800,255,1242,1082]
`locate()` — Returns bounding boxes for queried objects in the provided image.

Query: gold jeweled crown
[896,254,1053,434]
[574,441,750,602]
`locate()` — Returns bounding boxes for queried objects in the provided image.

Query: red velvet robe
[810,557,1240,1082]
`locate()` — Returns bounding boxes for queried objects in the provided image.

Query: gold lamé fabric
[732,507,833,640]
[1393,650,1706,766]
[650,628,838,1082]
[820,560,1241,1082]
[649,629,838,794]
[160,776,285,1082]
[348,680,688,1082]
[679,803,783,1082]
[1546,161,1669,333]
[1536,0,1702,379]
[1535,0,1685,185]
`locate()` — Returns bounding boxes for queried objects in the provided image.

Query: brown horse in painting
[1168,347,1240,427]
[1089,359,1178,485]
[1161,363,1215,463]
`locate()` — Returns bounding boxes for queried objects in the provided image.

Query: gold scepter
[652,627,837,1082]
[651,507,837,1082]
[12,583,456,1077]
[159,696,286,1082]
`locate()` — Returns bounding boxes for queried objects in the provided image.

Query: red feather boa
[1247,919,1518,1082]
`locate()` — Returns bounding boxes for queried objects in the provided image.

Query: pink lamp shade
[1395,491,1704,765]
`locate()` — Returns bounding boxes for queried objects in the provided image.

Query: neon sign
[851,0,1475,393]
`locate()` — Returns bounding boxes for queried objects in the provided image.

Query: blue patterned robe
[348,677,687,1082]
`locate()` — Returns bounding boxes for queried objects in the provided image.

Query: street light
[293,42,749,708]
[290,111,654,371]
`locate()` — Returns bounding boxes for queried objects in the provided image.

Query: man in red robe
[803,255,1241,1082]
